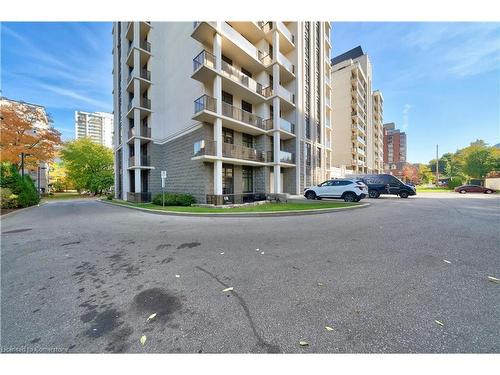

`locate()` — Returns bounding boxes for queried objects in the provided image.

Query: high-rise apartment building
[383,122,407,165]
[330,46,383,174]
[112,22,333,203]
[74,111,114,148]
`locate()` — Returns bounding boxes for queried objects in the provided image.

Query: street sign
[161,170,167,178]
[161,171,167,206]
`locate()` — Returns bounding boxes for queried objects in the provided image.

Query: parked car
[454,185,496,194]
[351,174,417,198]
[304,179,368,202]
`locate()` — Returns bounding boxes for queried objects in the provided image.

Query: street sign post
[161,171,167,207]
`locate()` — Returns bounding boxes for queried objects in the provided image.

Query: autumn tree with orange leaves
[0,101,62,169]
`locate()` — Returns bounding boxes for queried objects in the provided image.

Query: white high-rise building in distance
[74,111,114,148]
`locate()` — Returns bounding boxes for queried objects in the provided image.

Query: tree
[60,138,114,195]
[49,161,75,192]
[418,164,434,184]
[401,164,419,184]
[0,162,40,207]
[463,146,497,179]
[0,102,61,169]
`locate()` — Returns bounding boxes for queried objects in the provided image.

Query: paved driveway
[1,194,499,353]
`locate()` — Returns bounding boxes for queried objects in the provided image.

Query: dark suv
[352,174,417,199]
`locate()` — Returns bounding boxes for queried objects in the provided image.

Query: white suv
[304,179,368,202]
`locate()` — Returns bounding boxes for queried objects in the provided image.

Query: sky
[1,22,499,163]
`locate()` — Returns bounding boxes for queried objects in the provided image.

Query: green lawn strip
[416,187,452,193]
[42,193,93,201]
[107,199,358,213]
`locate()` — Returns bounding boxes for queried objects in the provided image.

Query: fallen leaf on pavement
[317,282,324,286]
[220,252,224,255]
[140,335,147,345]
[443,259,451,264]
[175,275,180,278]
[255,248,260,252]
[299,340,309,346]
[147,313,157,322]
[261,252,265,255]
[222,287,234,292]
[488,276,500,283]
[325,326,334,331]
[435,320,444,326]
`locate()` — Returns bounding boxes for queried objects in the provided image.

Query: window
[222,128,234,144]
[242,133,254,148]
[317,147,322,168]
[306,144,312,166]
[241,67,252,78]
[337,181,351,186]
[241,100,252,113]
[242,166,253,193]
[222,91,233,105]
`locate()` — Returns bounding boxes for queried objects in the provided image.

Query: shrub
[106,194,114,200]
[448,177,464,190]
[152,192,195,206]
[0,163,40,208]
[0,187,19,209]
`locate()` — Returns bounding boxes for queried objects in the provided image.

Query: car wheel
[305,191,316,200]
[354,197,361,202]
[368,190,380,199]
[399,191,409,198]
[343,192,356,202]
[485,190,493,194]
[459,190,466,194]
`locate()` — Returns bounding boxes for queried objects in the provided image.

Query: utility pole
[21,152,25,177]
[436,144,439,187]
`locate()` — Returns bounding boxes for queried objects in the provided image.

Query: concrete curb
[100,199,370,217]
[0,201,47,220]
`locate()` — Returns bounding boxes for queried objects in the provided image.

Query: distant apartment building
[330,46,384,174]
[74,111,114,148]
[383,122,407,166]
[112,22,334,203]
[0,97,51,192]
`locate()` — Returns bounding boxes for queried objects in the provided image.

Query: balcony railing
[127,192,151,203]
[258,51,272,66]
[277,52,295,74]
[279,118,295,133]
[193,140,265,162]
[128,127,151,139]
[140,98,151,109]
[276,22,294,44]
[277,85,295,104]
[193,50,215,71]
[258,85,273,98]
[222,102,266,130]
[266,150,295,164]
[194,95,216,113]
[139,40,151,52]
[128,155,150,167]
[140,69,151,80]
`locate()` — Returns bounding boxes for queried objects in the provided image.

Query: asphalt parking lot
[1,193,499,353]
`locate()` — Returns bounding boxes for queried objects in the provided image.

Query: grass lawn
[42,192,93,201]
[416,186,452,193]
[106,199,360,213]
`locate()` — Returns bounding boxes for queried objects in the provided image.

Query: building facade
[383,122,407,165]
[112,22,333,203]
[0,97,52,192]
[74,111,114,148]
[330,46,383,174]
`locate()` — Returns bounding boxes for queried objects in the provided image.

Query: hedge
[0,163,40,208]
[152,193,195,206]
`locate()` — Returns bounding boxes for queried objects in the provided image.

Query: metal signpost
[161,171,167,207]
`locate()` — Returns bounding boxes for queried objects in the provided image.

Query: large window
[222,91,233,105]
[241,100,252,113]
[242,166,253,193]
[222,128,234,144]
[222,164,234,195]
[242,133,254,148]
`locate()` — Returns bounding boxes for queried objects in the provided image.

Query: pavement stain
[177,242,201,249]
[132,287,182,323]
[85,308,123,338]
[156,244,172,250]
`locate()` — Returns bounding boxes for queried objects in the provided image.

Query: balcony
[126,68,152,93]
[127,192,152,203]
[192,50,217,82]
[260,22,295,54]
[127,97,151,119]
[221,102,266,131]
[194,94,216,114]
[267,150,295,165]
[220,60,268,102]
[193,140,266,164]
[276,52,295,81]
[275,85,295,110]
[279,118,295,135]
[128,155,151,168]
[126,39,152,67]
[127,126,151,142]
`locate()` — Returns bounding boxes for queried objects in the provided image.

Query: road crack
[195,266,280,353]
